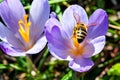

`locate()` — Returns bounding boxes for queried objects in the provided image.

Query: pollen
[18,15,31,43]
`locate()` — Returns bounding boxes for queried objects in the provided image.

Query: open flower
[0,0,50,56]
[45,5,108,72]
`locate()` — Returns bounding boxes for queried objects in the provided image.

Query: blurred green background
[1,0,120,80]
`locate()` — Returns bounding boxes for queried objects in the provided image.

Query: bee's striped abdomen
[73,23,87,43]
[76,27,87,43]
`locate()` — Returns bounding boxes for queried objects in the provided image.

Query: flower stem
[38,48,49,70]
[72,70,77,80]
[26,55,33,73]
[81,73,85,80]
[109,24,120,30]
[98,55,120,67]
[49,0,67,4]
[24,6,31,10]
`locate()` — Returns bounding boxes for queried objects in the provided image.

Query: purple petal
[0,42,26,56]
[29,0,50,40]
[61,5,88,38]
[45,16,61,31]
[0,0,25,32]
[82,36,105,57]
[69,57,94,72]
[50,12,59,19]
[0,22,23,50]
[45,18,73,60]
[82,42,95,58]
[26,35,47,54]
[87,9,108,39]
[45,26,72,50]
[90,36,105,56]
[48,44,73,60]
[45,16,69,38]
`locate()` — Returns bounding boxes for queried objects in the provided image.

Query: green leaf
[9,64,23,70]
[0,64,6,69]
[0,0,3,3]
[97,0,105,8]
[54,4,62,21]
[61,70,72,80]
[108,63,120,76]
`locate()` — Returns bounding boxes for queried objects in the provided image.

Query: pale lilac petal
[50,12,59,19]
[90,36,105,56]
[45,25,73,60]
[29,0,50,40]
[0,22,23,50]
[61,5,88,38]
[48,44,73,60]
[45,16,61,32]
[87,9,108,39]
[0,42,25,56]
[26,35,47,54]
[0,0,25,32]
[82,36,105,57]
[45,26,72,50]
[45,17,69,39]
[69,57,94,72]
[82,42,95,58]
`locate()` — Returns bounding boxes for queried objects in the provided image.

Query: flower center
[70,23,88,56]
[18,14,31,43]
[70,37,85,56]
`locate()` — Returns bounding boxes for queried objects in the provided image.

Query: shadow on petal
[0,42,25,56]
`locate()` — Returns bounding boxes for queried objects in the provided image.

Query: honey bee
[73,23,87,43]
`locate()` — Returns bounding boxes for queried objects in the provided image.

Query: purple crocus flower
[0,0,50,56]
[45,5,108,72]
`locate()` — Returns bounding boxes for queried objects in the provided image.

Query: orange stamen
[18,15,31,43]
[70,37,85,56]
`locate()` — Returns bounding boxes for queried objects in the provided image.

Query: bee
[73,23,87,43]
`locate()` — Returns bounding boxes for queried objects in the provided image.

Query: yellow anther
[18,14,31,43]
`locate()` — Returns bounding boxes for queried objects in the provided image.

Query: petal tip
[69,59,94,72]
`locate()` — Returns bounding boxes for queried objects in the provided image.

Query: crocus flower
[0,0,50,56]
[45,5,108,72]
